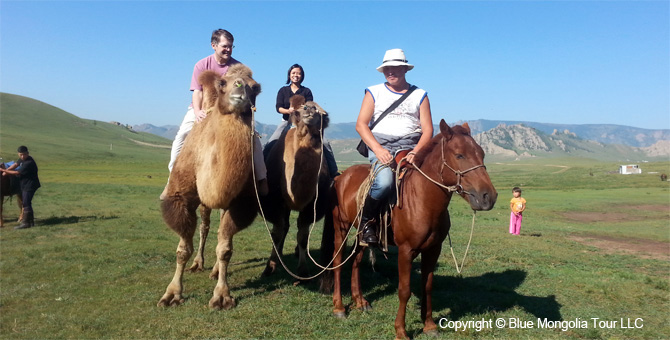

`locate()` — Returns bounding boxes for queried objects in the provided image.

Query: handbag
[357,85,418,157]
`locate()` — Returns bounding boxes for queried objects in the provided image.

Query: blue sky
[1,1,668,130]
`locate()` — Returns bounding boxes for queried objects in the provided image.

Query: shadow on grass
[430,270,562,321]
[39,215,119,226]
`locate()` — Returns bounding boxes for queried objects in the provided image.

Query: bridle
[407,136,486,195]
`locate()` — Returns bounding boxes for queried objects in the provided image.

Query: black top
[275,85,313,121]
[16,156,41,191]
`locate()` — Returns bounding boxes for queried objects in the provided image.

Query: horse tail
[161,193,200,238]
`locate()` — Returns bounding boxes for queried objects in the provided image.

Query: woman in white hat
[355,48,434,246]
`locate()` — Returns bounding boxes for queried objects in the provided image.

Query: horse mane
[413,123,471,165]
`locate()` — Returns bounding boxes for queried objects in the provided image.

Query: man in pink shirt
[160,29,267,200]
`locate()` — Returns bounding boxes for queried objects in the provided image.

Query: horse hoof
[333,311,346,319]
[423,329,439,337]
[358,304,372,312]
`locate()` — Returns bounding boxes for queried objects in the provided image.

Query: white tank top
[366,83,427,137]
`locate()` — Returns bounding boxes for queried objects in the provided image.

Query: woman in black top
[0,145,41,229]
[268,64,313,142]
[267,64,338,177]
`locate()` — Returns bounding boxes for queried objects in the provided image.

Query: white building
[619,164,641,175]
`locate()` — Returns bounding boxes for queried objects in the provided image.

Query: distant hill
[135,119,670,150]
[3,92,667,164]
[472,123,659,160]
[459,119,670,148]
[0,93,171,164]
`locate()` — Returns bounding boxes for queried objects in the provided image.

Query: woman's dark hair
[286,64,304,85]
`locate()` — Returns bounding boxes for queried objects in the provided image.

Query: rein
[251,105,354,281]
[397,136,485,274]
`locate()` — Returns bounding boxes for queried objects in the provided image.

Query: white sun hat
[376,48,414,72]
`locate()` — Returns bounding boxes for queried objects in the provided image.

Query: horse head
[433,119,497,211]
[289,95,329,131]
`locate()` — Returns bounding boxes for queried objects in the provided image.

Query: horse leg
[420,245,441,336]
[189,205,212,272]
[262,209,290,277]
[16,195,23,223]
[394,246,414,340]
[0,195,4,228]
[350,245,371,311]
[332,217,348,318]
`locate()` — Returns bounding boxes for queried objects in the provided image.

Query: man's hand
[195,109,208,122]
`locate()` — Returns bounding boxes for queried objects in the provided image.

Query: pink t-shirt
[190,55,240,91]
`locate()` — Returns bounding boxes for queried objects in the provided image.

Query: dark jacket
[16,156,41,192]
[275,85,314,121]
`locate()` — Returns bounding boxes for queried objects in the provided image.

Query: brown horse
[0,163,23,228]
[321,120,497,339]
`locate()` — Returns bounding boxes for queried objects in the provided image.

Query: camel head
[289,95,329,130]
[199,64,262,117]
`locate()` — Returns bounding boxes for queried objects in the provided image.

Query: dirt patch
[562,212,644,223]
[128,138,171,149]
[568,234,669,261]
[561,204,669,223]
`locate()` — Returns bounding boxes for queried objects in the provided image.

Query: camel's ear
[439,119,453,140]
[462,122,471,135]
[290,95,306,109]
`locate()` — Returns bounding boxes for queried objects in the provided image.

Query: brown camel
[0,163,23,228]
[260,95,331,278]
[157,64,263,310]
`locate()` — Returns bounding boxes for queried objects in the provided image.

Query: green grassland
[1,93,669,339]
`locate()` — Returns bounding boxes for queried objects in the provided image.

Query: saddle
[355,150,412,252]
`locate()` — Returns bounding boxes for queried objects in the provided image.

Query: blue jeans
[368,154,394,200]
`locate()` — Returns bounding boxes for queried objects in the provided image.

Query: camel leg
[394,246,414,340]
[294,209,315,279]
[262,210,290,277]
[350,245,371,311]
[332,218,348,318]
[209,210,236,309]
[157,192,198,307]
[157,234,195,307]
[210,200,257,310]
[189,206,212,272]
[420,245,441,336]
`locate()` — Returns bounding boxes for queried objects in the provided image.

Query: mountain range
[133,119,670,161]
[134,120,669,148]
[0,92,666,163]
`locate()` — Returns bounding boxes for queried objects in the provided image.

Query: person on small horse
[355,48,434,246]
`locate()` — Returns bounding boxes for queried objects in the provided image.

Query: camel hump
[199,70,220,93]
[290,95,306,109]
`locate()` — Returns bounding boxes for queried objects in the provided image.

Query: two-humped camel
[260,95,331,278]
[158,64,262,309]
